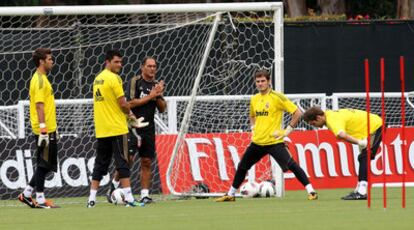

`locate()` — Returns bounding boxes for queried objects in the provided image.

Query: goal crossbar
[0,2,282,16]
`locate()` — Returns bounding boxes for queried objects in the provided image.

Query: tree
[397,0,412,19]
[318,0,345,15]
[284,0,307,18]
[412,0,414,18]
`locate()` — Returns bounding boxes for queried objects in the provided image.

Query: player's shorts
[35,132,58,172]
[128,128,156,159]
[94,134,130,175]
[361,126,383,160]
[238,142,293,173]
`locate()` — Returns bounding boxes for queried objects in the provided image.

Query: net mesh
[166,94,326,196]
[333,93,414,127]
[0,9,283,200]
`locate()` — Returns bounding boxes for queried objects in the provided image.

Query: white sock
[23,185,34,197]
[36,192,45,204]
[141,189,149,198]
[88,189,97,202]
[305,184,315,194]
[227,186,237,196]
[112,179,120,189]
[357,181,368,195]
[123,187,134,203]
[354,182,360,192]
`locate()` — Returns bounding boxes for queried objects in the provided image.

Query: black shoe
[86,200,96,208]
[341,192,367,200]
[308,192,318,200]
[18,193,35,208]
[139,196,154,204]
[106,183,116,204]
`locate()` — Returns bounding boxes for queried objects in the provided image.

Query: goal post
[0,2,286,200]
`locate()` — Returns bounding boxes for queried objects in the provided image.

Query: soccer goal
[0,2,287,200]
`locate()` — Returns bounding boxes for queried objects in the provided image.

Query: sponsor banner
[2,128,413,199]
[156,128,414,193]
[0,137,162,200]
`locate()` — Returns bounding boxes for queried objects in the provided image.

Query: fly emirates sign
[155,128,414,193]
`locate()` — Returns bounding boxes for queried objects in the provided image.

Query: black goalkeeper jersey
[127,75,159,133]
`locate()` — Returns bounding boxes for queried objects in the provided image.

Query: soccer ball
[111,188,125,205]
[240,181,260,198]
[259,181,276,198]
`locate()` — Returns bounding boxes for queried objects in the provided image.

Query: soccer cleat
[86,200,96,208]
[139,196,154,204]
[35,200,60,209]
[341,192,367,200]
[18,193,35,208]
[215,195,235,202]
[35,203,51,209]
[125,200,145,207]
[106,183,116,204]
[308,192,318,200]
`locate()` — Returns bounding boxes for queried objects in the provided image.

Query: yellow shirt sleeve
[326,112,346,136]
[33,76,46,103]
[273,92,297,114]
[112,75,125,99]
[249,97,255,117]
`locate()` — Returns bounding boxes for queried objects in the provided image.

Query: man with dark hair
[18,48,59,208]
[215,70,318,202]
[303,106,383,200]
[107,56,166,204]
[87,50,148,208]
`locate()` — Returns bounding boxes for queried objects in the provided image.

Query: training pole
[400,56,406,208]
[380,58,387,209]
[365,58,372,208]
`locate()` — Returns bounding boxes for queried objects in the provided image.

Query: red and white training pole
[400,56,406,209]
[365,58,372,208]
[380,58,387,209]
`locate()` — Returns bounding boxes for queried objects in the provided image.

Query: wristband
[39,123,46,129]
[285,125,293,136]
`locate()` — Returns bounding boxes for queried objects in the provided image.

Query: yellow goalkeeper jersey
[93,69,128,138]
[325,109,383,139]
[29,71,57,135]
[250,90,297,146]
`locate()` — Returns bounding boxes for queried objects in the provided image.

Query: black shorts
[35,132,58,172]
[361,126,383,160]
[238,142,293,173]
[128,128,155,159]
[93,134,130,176]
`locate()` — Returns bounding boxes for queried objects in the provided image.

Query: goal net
[0,3,286,200]
[332,92,414,188]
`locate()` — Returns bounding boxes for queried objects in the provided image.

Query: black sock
[231,167,248,190]
[358,154,368,182]
[28,173,36,188]
[34,167,50,192]
[289,162,310,187]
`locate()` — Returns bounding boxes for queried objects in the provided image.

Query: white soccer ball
[240,181,260,198]
[259,181,276,198]
[111,188,125,205]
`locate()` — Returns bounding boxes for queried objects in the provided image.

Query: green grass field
[1,188,413,230]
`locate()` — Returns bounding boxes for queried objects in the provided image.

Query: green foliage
[285,14,347,22]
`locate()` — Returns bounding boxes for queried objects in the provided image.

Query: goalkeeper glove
[357,139,368,151]
[273,125,293,140]
[38,123,49,147]
[127,113,149,128]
